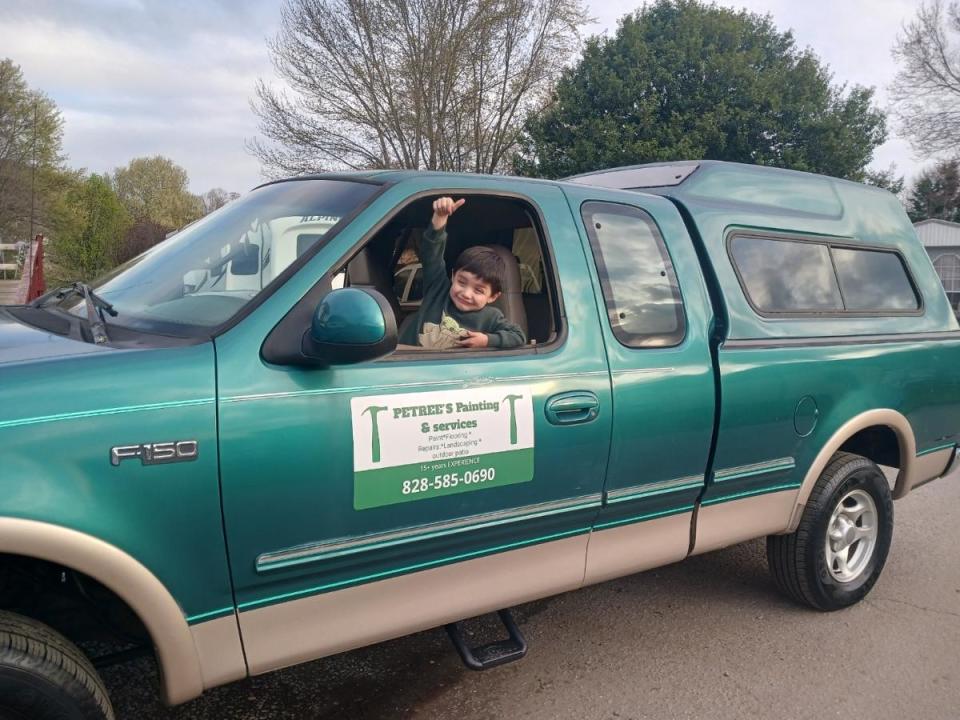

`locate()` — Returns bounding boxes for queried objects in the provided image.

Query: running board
[445,609,528,671]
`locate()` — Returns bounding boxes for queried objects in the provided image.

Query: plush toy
[419,313,469,349]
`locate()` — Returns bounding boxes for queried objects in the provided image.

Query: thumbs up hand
[431,197,466,230]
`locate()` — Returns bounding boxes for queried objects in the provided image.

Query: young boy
[398,197,526,349]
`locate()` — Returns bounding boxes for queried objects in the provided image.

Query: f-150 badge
[110,441,198,466]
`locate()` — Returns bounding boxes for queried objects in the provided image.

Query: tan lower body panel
[898,447,955,496]
[692,489,797,555]
[239,534,588,676]
[190,614,247,690]
[583,512,692,586]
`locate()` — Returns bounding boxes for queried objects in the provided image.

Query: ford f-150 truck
[1,161,958,719]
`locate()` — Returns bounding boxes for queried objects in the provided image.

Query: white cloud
[0,7,275,192]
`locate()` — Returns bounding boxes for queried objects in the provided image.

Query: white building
[916,219,960,311]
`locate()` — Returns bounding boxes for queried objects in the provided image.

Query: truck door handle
[545,392,600,425]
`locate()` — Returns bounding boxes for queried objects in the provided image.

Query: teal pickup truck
[1,161,958,719]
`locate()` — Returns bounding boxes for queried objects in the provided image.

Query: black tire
[767,451,894,611]
[0,611,114,720]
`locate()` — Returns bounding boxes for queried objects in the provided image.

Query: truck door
[561,187,717,584]
[214,179,612,674]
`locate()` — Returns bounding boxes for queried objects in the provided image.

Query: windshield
[65,179,379,335]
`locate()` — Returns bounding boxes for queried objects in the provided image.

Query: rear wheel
[767,451,893,611]
[0,611,113,720]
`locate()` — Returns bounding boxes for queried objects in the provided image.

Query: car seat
[347,243,402,319]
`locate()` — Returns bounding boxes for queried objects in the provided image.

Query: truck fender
[786,409,915,533]
[0,517,206,704]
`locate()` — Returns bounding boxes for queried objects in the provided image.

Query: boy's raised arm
[420,197,466,286]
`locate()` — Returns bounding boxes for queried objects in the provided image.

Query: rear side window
[832,247,919,311]
[730,236,842,312]
[582,201,685,347]
[729,234,920,315]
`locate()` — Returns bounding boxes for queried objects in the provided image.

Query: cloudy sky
[0,0,929,195]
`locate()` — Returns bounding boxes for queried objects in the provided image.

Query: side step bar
[445,609,528,671]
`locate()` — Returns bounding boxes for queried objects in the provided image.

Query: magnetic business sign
[350,386,534,509]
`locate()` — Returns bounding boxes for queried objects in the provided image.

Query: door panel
[563,189,716,572]
[215,182,611,636]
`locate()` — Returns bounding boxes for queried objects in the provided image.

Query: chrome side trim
[723,330,960,350]
[256,494,603,573]
[610,367,676,376]
[0,397,215,430]
[606,475,704,503]
[222,371,608,404]
[714,457,795,483]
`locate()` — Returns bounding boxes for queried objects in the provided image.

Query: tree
[48,174,131,284]
[891,1,960,157]
[115,219,169,265]
[250,0,589,176]
[112,156,202,230]
[864,164,905,197]
[201,187,240,214]
[906,159,960,222]
[0,58,65,243]
[516,0,887,180]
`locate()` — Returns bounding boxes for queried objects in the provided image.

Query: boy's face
[449,269,500,312]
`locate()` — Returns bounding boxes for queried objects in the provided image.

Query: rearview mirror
[229,243,260,275]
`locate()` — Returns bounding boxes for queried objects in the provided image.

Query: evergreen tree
[517,0,887,180]
[907,159,960,223]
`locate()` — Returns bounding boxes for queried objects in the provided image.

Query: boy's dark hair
[452,246,505,295]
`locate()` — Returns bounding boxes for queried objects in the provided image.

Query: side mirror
[303,288,398,365]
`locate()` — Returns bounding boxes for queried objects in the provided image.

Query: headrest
[486,245,528,338]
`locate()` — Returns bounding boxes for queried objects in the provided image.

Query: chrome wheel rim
[825,488,878,583]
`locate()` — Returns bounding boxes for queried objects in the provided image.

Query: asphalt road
[103,473,960,720]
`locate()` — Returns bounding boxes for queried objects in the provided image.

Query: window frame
[269,188,567,364]
[581,200,687,349]
[726,230,924,319]
[380,190,566,360]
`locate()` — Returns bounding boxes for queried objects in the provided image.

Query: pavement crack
[873,596,960,619]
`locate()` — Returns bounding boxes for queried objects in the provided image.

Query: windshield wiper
[32,282,118,344]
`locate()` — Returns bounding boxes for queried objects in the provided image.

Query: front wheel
[767,451,894,611]
[0,610,114,720]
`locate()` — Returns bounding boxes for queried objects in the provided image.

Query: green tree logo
[362,406,388,462]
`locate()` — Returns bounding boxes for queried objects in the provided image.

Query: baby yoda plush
[419,313,469,349]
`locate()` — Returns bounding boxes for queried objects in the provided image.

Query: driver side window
[339,193,560,353]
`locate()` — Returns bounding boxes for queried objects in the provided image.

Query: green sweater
[398,227,526,348]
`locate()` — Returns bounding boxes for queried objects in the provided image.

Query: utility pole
[28,99,38,258]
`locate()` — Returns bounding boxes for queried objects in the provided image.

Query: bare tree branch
[248,0,588,177]
[891,0,960,156]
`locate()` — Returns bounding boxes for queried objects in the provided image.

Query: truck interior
[338,194,560,347]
